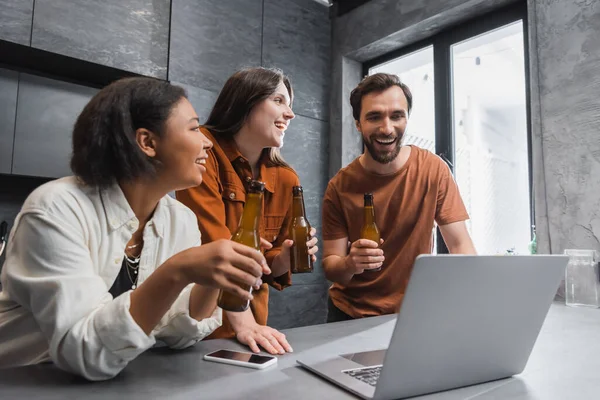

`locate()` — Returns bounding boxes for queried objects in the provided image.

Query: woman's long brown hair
[204,67,293,168]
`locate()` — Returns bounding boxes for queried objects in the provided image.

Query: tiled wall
[527,0,600,254]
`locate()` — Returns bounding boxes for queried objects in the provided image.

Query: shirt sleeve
[4,210,155,381]
[321,181,349,240]
[152,283,222,349]
[435,159,470,225]
[151,226,222,349]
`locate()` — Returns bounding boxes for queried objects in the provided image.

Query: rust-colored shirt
[176,127,299,339]
[322,146,469,318]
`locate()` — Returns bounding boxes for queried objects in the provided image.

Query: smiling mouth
[274,122,287,131]
[195,158,206,165]
[373,136,397,146]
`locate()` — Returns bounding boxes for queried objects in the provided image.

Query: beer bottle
[360,193,381,272]
[289,186,313,273]
[217,180,265,312]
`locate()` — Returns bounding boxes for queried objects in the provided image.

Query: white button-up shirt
[0,177,222,380]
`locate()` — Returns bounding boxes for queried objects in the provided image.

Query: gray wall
[0,0,33,46]
[527,0,600,255]
[331,0,598,256]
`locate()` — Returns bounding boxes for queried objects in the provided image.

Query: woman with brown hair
[177,67,318,354]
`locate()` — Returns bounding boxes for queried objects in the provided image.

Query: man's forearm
[448,239,477,255]
[323,255,354,285]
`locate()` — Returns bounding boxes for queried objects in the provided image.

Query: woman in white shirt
[0,77,269,381]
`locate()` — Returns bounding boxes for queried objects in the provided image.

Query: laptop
[297,255,568,400]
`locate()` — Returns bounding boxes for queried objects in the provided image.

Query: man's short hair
[350,73,413,121]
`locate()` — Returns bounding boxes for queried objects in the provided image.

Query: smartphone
[203,349,278,369]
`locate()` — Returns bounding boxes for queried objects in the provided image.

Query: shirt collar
[100,181,166,237]
[218,137,276,194]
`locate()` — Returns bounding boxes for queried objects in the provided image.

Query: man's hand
[345,238,385,275]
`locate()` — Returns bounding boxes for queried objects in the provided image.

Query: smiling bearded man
[320,73,477,323]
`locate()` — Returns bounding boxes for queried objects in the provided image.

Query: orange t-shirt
[322,146,469,318]
[176,128,299,339]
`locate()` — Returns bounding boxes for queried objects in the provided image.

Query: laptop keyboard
[343,365,382,387]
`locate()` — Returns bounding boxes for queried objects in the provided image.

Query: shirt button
[229,192,236,200]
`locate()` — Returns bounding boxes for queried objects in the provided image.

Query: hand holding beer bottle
[360,193,382,272]
[217,180,265,312]
[289,186,314,273]
[344,193,385,275]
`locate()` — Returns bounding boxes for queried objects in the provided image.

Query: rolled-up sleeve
[152,283,222,349]
[5,211,155,381]
[151,215,223,348]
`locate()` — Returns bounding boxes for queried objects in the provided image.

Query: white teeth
[275,122,286,130]
[375,138,395,144]
[195,159,206,165]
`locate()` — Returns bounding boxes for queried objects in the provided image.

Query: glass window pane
[451,21,531,254]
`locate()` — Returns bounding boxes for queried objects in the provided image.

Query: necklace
[124,253,140,290]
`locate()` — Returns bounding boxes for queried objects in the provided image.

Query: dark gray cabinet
[169,0,262,92]
[262,0,330,121]
[0,0,34,46]
[31,0,170,78]
[12,74,97,178]
[0,69,19,175]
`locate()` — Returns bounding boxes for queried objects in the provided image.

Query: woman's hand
[272,227,319,274]
[170,239,271,300]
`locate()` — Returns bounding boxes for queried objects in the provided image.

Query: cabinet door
[31,0,169,78]
[12,74,97,178]
[262,0,331,121]
[168,0,262,91]
[0,68,19,174]
[0,0,34,46]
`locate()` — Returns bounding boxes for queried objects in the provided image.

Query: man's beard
[364,133,402,164]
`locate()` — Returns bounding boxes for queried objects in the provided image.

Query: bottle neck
[239,192,263,231]
[292,194,305,218]
[364,205,376,225]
